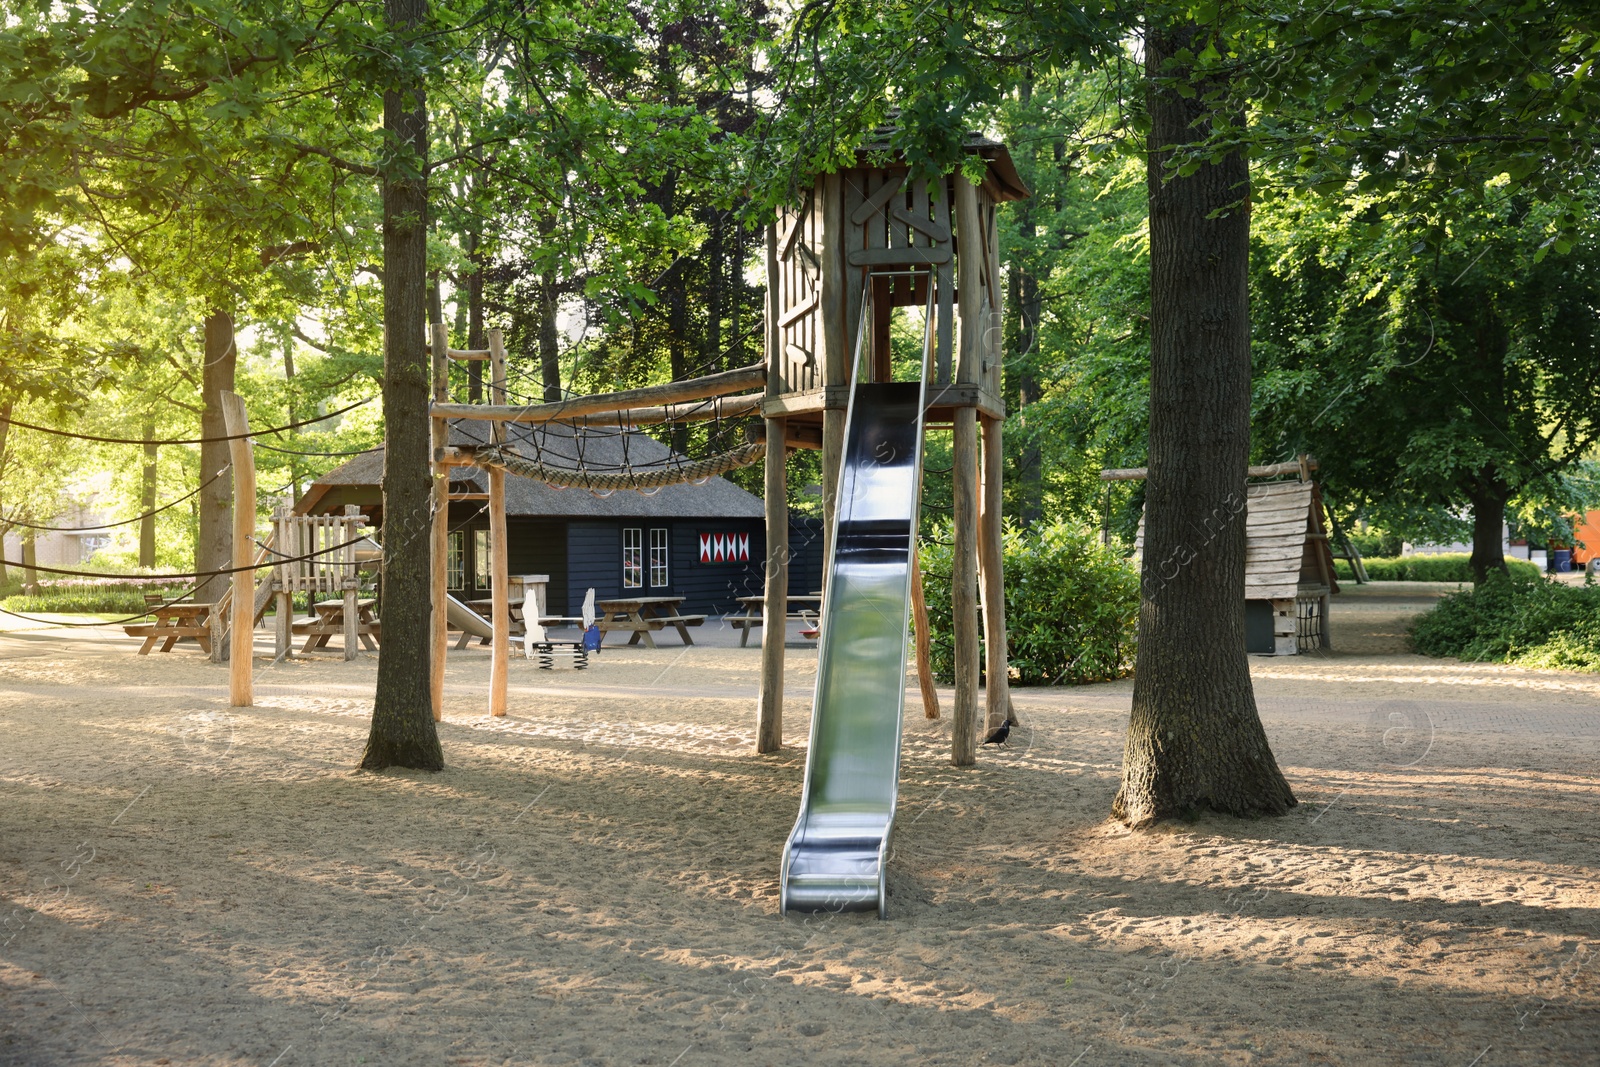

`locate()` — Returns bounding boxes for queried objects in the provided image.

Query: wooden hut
[299,422,823,616]
[1238,479,1340,655]
[1120,462,1341,656]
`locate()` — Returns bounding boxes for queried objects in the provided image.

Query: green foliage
[1334,553,1541,583]
[2,591,154,616]
[1,576,187,615]
[1411,573,1600,671]
[919,521,1138,687]
[1346,527,1402,558]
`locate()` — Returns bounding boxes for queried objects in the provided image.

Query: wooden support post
[488,328,510,717]
[951,411,980,765]
[950,172,984,766]
[219,391,255,708]
[910,549,940,719]
[429,323,450,722]
[979,415,1012,728]
[274,590,291,660]
[820,171,848,589]
[757,415,788,753]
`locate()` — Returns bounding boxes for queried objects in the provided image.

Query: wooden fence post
[220,391,255,708]
[429,323,451,722]
[488,328,510,717]
[979,415,1012,728]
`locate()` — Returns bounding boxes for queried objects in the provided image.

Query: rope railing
[473,441,766,493]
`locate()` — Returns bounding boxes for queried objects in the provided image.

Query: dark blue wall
[565,520,623,615]
[451,513,826,618]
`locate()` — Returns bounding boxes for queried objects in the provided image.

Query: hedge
[1334,553,1542,582]
[1411,573,1600,671]
[2,578,189,616]
[919,522,1138,687]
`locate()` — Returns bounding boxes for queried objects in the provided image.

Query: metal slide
[445,592,496,641]
[780,375,927,917]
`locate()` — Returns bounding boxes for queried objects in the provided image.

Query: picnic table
[292,598,380,653]
[466,597,527,638]
[594,596,706,648]
[124,602,215,655]
[731,595,823,647]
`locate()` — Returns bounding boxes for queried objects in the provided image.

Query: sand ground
[0,588,1596,1066]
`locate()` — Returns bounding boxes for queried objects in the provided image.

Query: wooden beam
[564,394,764,428]
[820,173,847,582]
[849,171,906,224]
[951,407,980,766]
[448,493,489,501]
[777,188,813,262]
[431,363,767,424]
[488,328,510,718]
[1100,457,1320,481]
[747,421,824,451]
[430,323,450,723]
[978,415,1011,730]
[910,549,939,720]
[778,292,819,329]
[954,174,983,386]
[847,246,951,267]
[423,344,492,360]
[757,415,787,754]
[220,392,255,708]
[891,203,951,243]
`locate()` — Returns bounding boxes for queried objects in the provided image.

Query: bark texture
[1469,473,1510,583]
[139,425,158,568]
[1113,20,1296,826]
[196,310,236,604]
[362,0,444,773]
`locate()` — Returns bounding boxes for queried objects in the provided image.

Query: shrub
[1334,553,1542,582]
[920,522,1138,686]
[1410,573,1600,671]
[2,591,158,616]
[1,578,189,616]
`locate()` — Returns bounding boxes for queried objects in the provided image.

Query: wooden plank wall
[774,185,825,394]
[1131,480,1323,604]
[769,163,1003,398]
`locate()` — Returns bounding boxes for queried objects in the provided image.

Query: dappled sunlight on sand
[1,606,1597,1065]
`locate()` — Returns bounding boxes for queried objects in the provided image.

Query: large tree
[1252,191,1600,581]
[361,0,444,771]
[1114,18,1295,823]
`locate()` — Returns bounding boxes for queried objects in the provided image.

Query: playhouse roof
[297,420,765,521]
[1134,479,1340,601]
[853,124,1030,203]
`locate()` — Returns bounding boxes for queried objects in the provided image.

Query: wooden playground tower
[756,133,1027,765]
[427,130,1025,765]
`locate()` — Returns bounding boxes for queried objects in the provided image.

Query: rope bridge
[472,440,766,492]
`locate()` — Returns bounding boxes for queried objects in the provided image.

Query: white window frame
[649,527,669,588]
[473,528,492,589]
[447,531,465,591]
[622,527,643,589]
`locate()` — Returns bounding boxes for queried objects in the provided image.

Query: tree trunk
[466,225,486,403]
[21,529,38,594]
[536,213,562,402]
[0,398,11,586]
[362,0,444,773]
[1469,473,1510,583]
[139,424,158,568]
[197,309,237,603]
[1113,20,1296,827]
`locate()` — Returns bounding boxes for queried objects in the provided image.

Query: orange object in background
[1571,510,1600,566]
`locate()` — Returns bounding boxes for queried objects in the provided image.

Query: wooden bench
[730,595,822,647]
[123,602,214,654]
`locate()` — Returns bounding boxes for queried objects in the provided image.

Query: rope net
[473,440,765,492]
